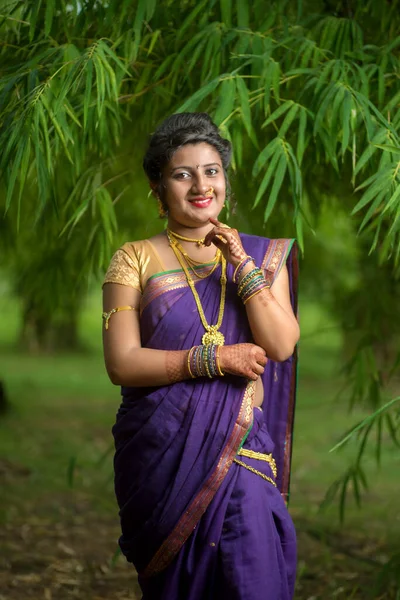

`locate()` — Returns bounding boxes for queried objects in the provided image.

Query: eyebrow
[170,162,221,173]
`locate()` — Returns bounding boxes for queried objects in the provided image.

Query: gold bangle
[216,345,225,376]
[187,347,195,379]
[233,255,250,283]
[243,286,270,305]
[237,270,263,294]
[102,306,137,330]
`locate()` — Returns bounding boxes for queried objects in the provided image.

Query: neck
[167,218,215,241]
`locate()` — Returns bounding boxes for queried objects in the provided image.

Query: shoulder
[118,239,148,260]
[239,232,296,285]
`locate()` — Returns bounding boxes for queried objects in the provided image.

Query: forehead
[168,142,221,168]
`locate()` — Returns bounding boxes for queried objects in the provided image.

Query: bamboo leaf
[176,77,221,112]
[176,0,209,41]
[84,59,93,129]
[253,148,281,208]
[29,0,43,42]
[330,396,400,452]
[131,0,147,61]
[236,0,249,28]
[236,76,256,143]
[220,0,232,27]
[341,92,351,155]
[373,144,400,156]
[214,78,236,125]
[262,101,293,129]
[44,0,54,37]
[382,182,400,215]
[5,136,26,213]
[252,138,280,177]
[352,471,361,508]
[297,107,307,164]
[278,103,299,138]
[264,152,287,222]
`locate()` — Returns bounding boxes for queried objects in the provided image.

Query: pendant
[202,326,225,346]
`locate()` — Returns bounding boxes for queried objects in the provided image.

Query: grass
[0,287,399,598]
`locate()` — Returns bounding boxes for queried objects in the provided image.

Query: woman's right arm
[103,282,191,387]
[103,283,268,387]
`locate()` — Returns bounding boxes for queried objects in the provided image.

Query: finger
[256,356,268,367]
[254,365,265,376]
[204,227,232,247]
[248,371,259,381]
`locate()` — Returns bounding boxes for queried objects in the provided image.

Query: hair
[143,112,232,210]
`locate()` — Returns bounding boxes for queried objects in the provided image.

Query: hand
[204,218,247,267]
[218,343,268,381]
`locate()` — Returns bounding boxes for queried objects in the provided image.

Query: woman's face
[160,142,226,227]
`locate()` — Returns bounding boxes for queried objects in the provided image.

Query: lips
[189,196,213,208]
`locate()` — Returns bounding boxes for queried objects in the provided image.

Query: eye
[206,168,219,176]
[174,171,191,180]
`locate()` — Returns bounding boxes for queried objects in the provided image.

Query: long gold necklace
[167,229,221,279]
[167,231,226,346]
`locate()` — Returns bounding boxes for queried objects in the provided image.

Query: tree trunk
[18,300,82,354]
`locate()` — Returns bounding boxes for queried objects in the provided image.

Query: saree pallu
[112,234,298,599]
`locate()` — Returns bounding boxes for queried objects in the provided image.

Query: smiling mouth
[189,196,213,203]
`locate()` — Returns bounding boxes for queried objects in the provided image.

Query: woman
[102,112,300,600]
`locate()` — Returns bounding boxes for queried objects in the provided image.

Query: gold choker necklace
[167,229,205,247]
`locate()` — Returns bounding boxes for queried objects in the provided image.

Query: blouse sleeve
[102,247,142,292]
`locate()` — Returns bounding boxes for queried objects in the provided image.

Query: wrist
[188,344,224,378]
[233,256,255,283]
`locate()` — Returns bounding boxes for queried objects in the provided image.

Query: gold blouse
[103,240,165,293]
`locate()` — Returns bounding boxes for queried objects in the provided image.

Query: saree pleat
[112,233,298,598]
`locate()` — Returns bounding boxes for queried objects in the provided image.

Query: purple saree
[112,234,298,599]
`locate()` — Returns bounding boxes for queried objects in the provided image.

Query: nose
[192,173,212,195]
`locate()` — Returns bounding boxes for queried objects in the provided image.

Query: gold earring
[157,198,168,218]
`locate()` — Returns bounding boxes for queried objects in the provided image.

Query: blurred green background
[1,1,400,598]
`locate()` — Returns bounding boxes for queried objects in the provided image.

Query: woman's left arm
[205,219,299,362]
[243,262,299,361]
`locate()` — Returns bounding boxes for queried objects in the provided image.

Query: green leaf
[131,0,147,61]
[176,77,221,112]
[262,100,293,129]
[297,108,307,164]
[382,182,400,215]
[264,152,287,222]
[44,0,54,36]
[341,92,351,155]
[236,77,256,143]
[220,0,232,27]
[236,0,249,28]
[373,143,400,156]
[278,103,299,138]
[214,78,236,125]
[176,0,209,42]
[29,0,43,42]
[330,396,400,452]
[5,136,26,213]
[84,59,93,129]
[252,138,280,177]
[253,148,281,208]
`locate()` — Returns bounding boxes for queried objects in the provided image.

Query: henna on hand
[204,218,247,266]
[165,350,188,384]
[219,343,268,381]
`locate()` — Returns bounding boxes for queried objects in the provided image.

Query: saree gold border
[140,266,216,313]
[281,242,299,505]
[141,380,256,578]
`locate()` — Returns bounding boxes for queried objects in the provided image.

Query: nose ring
[207,186,214,195]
